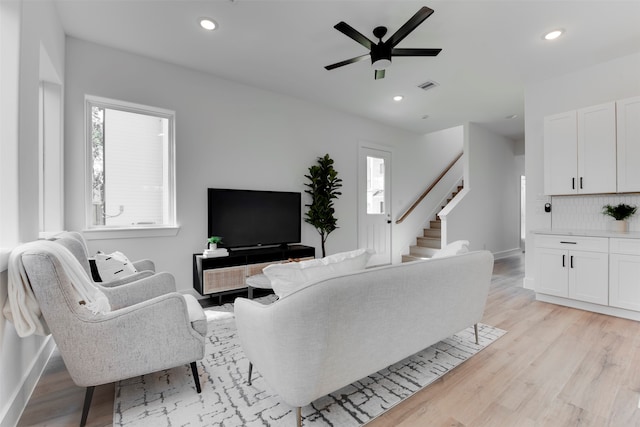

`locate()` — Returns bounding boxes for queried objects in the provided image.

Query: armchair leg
[296,407,302,427]
[190,362,202,393]
[80,386,95,427]
[247,362,253,385]
[474,323,479,345]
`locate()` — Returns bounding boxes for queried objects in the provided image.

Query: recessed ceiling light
[421,115,430,120]
[506,114,518,119]
[199,18,217,31]
[543,29,564,40]
[393,95,404,102]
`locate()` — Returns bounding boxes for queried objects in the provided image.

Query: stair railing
[395,152,463,224]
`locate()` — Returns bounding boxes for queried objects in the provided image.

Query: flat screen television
[208,188,301,249]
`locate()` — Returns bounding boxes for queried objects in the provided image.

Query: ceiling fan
[325,6,442,80]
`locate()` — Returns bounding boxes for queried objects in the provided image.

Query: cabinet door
[544,111,577,195]
[535,248,569,297]
[203,265,246,294]
[617,96,640,192]
[610,254,640,311]
[568,250,609,305]
[577,102,617,194]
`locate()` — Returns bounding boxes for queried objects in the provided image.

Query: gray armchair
[19,242,207,426]
[52,231,156,286]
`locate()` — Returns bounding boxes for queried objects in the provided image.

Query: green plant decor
[602,203,637,221]
[304,154,343,257]
[207,236,223,245]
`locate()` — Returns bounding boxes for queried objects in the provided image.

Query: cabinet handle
[562,254,565,267]
[560,241,577,244]
[580,177,583,189]
[572,177,575,190]
[570,255,574,268]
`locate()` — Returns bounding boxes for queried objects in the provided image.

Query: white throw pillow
[264,248,373,298]
[93,251,137,282]
[431,240,470,259]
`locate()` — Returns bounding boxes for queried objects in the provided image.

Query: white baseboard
[493,248,523,259]
[0,336,55,427]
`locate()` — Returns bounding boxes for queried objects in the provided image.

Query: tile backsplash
[552,194,640,231]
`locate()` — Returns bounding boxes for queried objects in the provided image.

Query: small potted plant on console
[602,203,637,232]
[207,236,223,250]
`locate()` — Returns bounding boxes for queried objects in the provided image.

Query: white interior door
[358,146,392,266]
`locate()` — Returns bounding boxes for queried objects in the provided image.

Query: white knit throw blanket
[2,240,111,338]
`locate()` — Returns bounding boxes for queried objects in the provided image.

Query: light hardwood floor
[17,254,640,426]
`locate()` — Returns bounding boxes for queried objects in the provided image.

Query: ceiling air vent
[418,80,439,91]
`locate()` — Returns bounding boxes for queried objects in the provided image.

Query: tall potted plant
[304,154,343,257]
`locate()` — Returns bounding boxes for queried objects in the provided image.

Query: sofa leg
[296,407,302,427]
[248,362,253,385]
[80,386,94,427]
[191,362,202,393]
[474,323,479,345]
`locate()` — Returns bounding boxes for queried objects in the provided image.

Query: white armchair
[18,242,207,426]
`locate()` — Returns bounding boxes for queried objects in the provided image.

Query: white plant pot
[209,242,217,250]
[612,220,628,232]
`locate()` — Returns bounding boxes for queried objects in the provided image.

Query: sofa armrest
[132,259,155,272]
[97,270,155,288]
[63,293,205,386]
[98,272,177,309]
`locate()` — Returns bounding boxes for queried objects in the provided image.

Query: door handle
[572,177,575,190]
[562,254,565,267]
[570,255,574,268]
[580,177,583,189]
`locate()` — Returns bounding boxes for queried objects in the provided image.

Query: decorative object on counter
[204,236,228,258]
[602,203,637,232]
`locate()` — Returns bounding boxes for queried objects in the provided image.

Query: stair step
[402,254,429,263]
[417,236,441,249]
[430,220,441,229]
[409,245,439,257]
[423,228,441,238]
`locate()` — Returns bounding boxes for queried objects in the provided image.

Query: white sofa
[235,250,494,426]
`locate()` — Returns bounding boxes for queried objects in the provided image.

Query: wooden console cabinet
[193,245,315,296]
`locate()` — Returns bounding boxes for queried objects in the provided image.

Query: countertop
[532,229,640,239]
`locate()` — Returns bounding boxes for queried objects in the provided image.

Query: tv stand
[193,244,315,297]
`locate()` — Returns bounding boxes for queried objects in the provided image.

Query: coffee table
[246,273,272,299]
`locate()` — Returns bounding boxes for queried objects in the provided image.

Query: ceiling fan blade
[387,6,434,48]
[392,48,442,57]
[325,54,369,70]
[374,69,385,80]
[334,21,374,50]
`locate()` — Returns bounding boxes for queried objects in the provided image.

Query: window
[85,96,176,233]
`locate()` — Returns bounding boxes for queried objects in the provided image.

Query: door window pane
[367,156,385,214]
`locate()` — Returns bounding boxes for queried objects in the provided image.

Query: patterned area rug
[114,299,505,426]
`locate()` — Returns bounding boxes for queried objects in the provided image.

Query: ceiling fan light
[371,58,391,70]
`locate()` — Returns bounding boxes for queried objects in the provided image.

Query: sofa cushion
[431,240,470,259]
[92,251,138,282]
[264,248,373,298]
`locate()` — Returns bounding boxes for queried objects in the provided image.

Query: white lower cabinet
[535,235,609,305]
[609,238,640,311]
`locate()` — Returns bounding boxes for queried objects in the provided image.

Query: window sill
[82,225,180,240]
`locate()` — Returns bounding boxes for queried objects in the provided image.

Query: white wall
[0,1,64,426]
[64,37,466,287]
[443,123,522,257]
[524,51,640,289]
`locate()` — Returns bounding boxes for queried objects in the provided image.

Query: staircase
[402,183,463,262]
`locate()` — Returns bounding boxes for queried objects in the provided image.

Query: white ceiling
[54,0,640,141]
